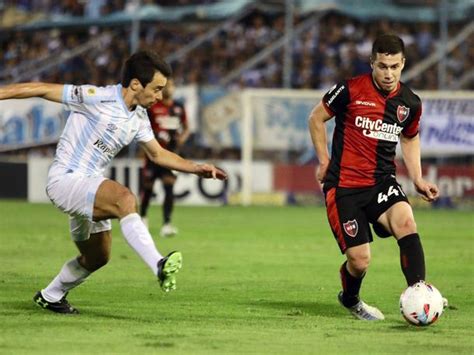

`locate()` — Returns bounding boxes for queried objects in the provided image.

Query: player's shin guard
[120,213,162,274]
[163,184,174,224]
[42,257,90,302]
[340,261,365,308]
[398,233,425,286]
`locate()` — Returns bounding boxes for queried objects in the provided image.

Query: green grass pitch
[0,200,473,354]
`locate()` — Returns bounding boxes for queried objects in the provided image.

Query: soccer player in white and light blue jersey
[0,50,227,314]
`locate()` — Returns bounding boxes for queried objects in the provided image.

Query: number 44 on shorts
[377,185,406,204]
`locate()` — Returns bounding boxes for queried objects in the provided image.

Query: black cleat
[33,291,79,314]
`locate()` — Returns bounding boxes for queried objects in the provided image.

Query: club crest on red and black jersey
[396,105,410,123]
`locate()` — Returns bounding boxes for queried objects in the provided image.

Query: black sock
[340,261,364,307]
[163,184,174,224]
[397,233,425,286]
[140,188,152,217]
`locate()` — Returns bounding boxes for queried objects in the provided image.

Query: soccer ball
[399,281,444,326]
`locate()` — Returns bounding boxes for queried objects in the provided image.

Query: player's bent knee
[84,254,110,271]
[392,217,417,236]
[116,190,137,217]
[352,260,370,274]
[347,254,370,274]
[95,253,110,269]
[79,253,110,272]
[404,218,417,232]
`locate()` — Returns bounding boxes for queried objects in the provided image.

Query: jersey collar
[116,84,139,117]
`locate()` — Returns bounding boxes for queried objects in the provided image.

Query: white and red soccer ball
[400,281,444,326]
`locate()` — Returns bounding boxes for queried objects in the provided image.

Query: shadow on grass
[0,300,39,314]
[80,309,157,323]
[0,300,159,324]
[246,299,343,318]
[388,323,431,331]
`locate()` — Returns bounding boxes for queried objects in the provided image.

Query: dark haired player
[140,79,190,237]
[309,34,440,320]
[0,50,226,313]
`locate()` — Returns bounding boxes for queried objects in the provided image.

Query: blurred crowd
[1,6,472,90]
[1,0,219,17]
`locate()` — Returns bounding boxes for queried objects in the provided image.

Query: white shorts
[46,171,112,241]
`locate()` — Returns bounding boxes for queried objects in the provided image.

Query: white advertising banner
[27,158,272,205]
[418,97,474,156]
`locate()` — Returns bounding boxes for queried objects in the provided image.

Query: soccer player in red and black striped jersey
[309,34,440,321]
[140,79,190,237]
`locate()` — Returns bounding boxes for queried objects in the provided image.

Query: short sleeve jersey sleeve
[322,81,350,116]
[402,103,422,138]
[62,85,113,120]
[135,110,155,143]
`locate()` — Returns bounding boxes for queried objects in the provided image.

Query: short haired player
[0,50,227,314]
[308,34,441,320]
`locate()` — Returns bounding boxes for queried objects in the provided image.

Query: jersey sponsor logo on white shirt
[93,138,117,157]
[71,86,84,103]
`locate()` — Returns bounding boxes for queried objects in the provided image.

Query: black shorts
[142,159,176,181]
[324,177,409,253]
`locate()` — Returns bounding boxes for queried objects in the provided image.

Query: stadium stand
[1,1,472,90]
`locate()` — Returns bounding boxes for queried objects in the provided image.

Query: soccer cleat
[160,223,178,238]
[442,297,448,309]
[338,291,385,321]
[33,291,79,314]
[157,251,183,292]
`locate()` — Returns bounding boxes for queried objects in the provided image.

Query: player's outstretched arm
[400,134,439,202]
[141,139,227,180]
[0,82,64,103]
[308,102,333,184]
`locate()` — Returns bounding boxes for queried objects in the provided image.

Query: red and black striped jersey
[322,73,421,189]
[147,100,187,151]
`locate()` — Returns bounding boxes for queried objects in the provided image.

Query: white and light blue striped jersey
[50,84,154,177]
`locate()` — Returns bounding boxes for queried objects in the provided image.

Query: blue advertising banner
[0,99,67,151]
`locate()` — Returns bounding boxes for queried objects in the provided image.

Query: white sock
[120,213,162,275]
[42,258,90,303]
